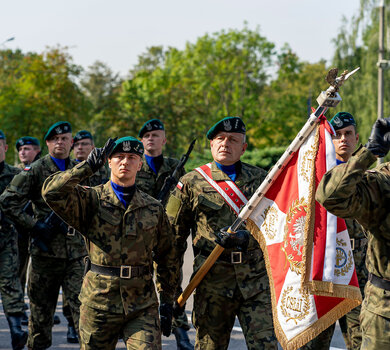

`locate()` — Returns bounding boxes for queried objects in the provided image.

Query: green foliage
[0,47,90,163]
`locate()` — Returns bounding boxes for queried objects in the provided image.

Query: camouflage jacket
[316,146,390,280]
[42,161,180,314]
[166,161,268,300]
[89,164,109,187]
[0,162,21,239]
[136,156,185,199]
[0,154,87,259]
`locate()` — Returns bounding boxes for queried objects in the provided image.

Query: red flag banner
[247,117,361,350]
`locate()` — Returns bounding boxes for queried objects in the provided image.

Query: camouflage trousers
[17,231,30,300]
[79,303,161,350]
[27,255,84,349]
[0,234,25,315]
[193,284,277,350]
[339,302,362,349]
[298,323,335,350]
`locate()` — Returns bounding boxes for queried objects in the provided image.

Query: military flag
[247,116,361,350]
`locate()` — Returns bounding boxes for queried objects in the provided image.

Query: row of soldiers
[0,112,389,350]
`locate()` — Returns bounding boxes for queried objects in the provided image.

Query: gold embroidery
[260,205,278,240]
[280,286,311,325]
[299,142,317,183]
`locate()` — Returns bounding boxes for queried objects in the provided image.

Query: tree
[0,47,90,163]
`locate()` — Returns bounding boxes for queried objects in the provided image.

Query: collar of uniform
[210,160,242,181]
[101,181,148,211]
[44,154,73,172]
[141,155,170,175]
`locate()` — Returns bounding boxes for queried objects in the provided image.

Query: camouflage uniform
[88,164,109,187]
[316,146,390,350]
[42,161,180,350]
[0,162,25,316]
[166,161,277,350]
[136,156,185,198]
[0,154,87,349]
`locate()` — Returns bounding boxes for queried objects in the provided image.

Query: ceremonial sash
[195,163,247,215]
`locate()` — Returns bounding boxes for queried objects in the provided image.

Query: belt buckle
[231,252,242,264]
[67,227,75,237]
[350,238,355,250]
[120,265,132,279]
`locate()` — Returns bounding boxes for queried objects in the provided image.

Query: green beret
[138,119,165,138]
[206,116,246,140]
[110,136,144,157]
[44,121,72,141]
[0,130,5,140]
[330,112,357,131]
[16,136,40,150]
[74,130,93,143]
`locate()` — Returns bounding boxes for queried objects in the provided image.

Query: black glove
[159,303,173,337]
[31,220,53,253]
[365,117,390,157]
[172,300,185,319]
[216,226,249,251]
[86,137,117,173]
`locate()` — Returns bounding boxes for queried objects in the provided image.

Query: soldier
[73,129,109,186]
[136,119,191,350]
[16,136,41,168]
[41,136,180,350]
[15,136,42,326]
[316,116,390,349]
[0,121,87,350]
[166,117,277,350]
[0,130,28,350]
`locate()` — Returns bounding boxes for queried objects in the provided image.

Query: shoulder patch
[176,181,183,191]
[23,166,32,171]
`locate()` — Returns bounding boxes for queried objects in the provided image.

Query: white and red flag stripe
[247,117,361,349]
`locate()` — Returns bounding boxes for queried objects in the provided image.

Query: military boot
[173,327,194,350]
[6,313,28,350]
[67,324,79,343]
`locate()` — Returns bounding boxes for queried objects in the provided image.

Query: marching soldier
[0,121,87,350]
[42,137,180,350]
[0,130,28,350]
[166,117,277,350]
[136,119,191,350]
[15,136,42,326]
[73,129,109,186]
[316,116,390,349]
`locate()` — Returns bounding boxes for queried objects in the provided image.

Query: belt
[90,263,151,279]
[350,237,368,250]
[199,248,263,264]
[368,273,390,291]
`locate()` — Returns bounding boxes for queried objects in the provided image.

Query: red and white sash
[195,163,247,215]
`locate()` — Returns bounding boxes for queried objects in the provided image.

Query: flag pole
[177,67,359,307]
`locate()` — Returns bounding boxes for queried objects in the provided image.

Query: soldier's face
[210,132,247,166]
[46,133,73,159]
[18,145,40,164]
[141,130,166,156]
[73,139,94,161]
[108,152,142,186]
[0,140,8,163]
[332,125,359,162]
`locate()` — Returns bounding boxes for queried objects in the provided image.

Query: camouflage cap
[110,136,144,157]
[0,130,5,140]
[74,130,93,143]
[16,136,40,150]
[206,116,246,140]
[330,112,357,131]
[44,121,72,141]
[138,119,165,138]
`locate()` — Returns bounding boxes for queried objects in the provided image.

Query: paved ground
[0,237,347,349]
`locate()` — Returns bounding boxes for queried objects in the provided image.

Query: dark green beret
[0,130,5,140]
[74,130,93,143]
[44,121,72,141]
[206,116,246,140]
[138,119,165,138]
[16,136,40,150]
[110,136,144,157]
[330,112,357,131]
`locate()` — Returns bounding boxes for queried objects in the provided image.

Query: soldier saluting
[166,117,277,350]
[42,136,180,350]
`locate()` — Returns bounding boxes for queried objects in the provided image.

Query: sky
[0,0,362,77]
